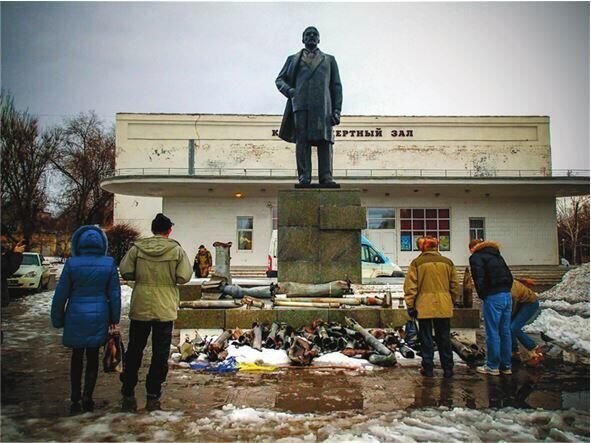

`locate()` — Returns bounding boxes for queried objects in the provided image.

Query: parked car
[266,231,404,278]
[7,252,51,291]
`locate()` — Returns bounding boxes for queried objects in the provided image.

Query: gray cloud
[1,2,588,168]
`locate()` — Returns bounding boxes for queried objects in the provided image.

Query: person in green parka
[119,213,192,412]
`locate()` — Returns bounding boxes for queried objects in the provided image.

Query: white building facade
[103,114,589,268]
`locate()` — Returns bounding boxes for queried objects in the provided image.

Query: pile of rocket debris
[179,242,397,310]
[175,317,486,368]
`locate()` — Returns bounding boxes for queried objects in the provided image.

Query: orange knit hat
[417,236,439,252]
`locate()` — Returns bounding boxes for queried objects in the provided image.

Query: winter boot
[443,368,454,378]
[82,396,95,412]
[121,395,137,412]
[420,367,434,377]
[146,397,161,411]
[69,402,82,415]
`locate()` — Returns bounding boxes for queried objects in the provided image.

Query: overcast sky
[1,2,589,169]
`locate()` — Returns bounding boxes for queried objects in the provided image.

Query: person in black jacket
[1,224,25,307]
[469,239,514,376]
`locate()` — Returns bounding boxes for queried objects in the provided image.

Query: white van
[266,230,404,278]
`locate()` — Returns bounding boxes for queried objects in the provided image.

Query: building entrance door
[364,229,397,263]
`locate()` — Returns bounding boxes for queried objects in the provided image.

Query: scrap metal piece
[344,317,395,361]
[221,283,277,299]
[284,297,362,305]
[180,337,195,362]
[450,332,485,366]
[277,280,352,298]
[274,300,344,308]
[369,352,397,367]
[179,300,242,309]
[242,296,265,309]
[208,330,232,361]
[252,323,263,351]
[265,322,280,348]
[287,335,318,366]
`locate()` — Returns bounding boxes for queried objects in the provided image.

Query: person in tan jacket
[511,278,543,366]
[404,236,460,378]
[119,213,192,412]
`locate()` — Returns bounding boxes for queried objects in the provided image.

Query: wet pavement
[1,290,590,442]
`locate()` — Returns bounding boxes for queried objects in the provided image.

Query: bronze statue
[276,27,342,186]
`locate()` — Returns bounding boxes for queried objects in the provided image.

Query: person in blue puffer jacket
[51,225,121,414]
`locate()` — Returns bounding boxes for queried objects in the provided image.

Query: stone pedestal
[277,189,366,284]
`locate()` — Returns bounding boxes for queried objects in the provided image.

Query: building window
[400,208,451,252]
[470,218,485,240]
[237,216,253,250]
[367,208,395,229]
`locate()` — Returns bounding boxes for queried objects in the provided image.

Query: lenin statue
[276,27,343,186]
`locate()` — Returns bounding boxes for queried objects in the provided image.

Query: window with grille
[469,218,485,241]
[400,208,451,251]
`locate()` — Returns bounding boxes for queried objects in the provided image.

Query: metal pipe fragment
[450,332,485,365]
[208,330,232,361]
[252,323,263,351]
[277,280,352,298]
[242,296,265,309]
[369,353,397,367]
[344,317,394,358]
[221,283,276,299]
[180,300,242,309]
[274,301,343,308]
[284,297,362,305]
[265,322,280,348]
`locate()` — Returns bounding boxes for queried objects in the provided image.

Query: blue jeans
[511,300,540,352]
[482,292,512,370]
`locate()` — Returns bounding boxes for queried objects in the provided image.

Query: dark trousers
[294,111,333,183]
[120,320,173,399]
[70,347,99,403]
[418,318,454,370]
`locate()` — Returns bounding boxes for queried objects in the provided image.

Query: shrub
[105,223,140,265]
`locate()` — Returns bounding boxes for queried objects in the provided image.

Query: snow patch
[524,309,590,356]
[539,264,590,303]
[313,352,374,370]
[540,300,589,317]
[225,344,291,366]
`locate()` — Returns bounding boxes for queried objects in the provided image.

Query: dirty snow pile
[5,405,586,442]
[524,309,590,357]
[539,263,589,304]
[525,264,590,358]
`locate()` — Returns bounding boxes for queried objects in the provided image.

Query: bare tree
[0,94,61,244]
[557,196,590,264]
[53,112,115,229]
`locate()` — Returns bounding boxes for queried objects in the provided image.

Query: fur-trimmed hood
[471,241,501,253]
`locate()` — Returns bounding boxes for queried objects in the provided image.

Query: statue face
[302,27,320,47]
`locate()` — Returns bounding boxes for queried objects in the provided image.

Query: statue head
[302,26,320,49]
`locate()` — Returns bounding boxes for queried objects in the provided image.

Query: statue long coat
[276,49,342,144]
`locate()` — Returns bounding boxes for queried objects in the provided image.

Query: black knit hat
[151,213,174,234]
